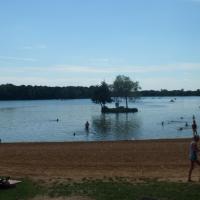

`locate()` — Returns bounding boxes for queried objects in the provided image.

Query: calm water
[0,97,199,142]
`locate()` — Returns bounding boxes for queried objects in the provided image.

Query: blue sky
[0,0,200,90]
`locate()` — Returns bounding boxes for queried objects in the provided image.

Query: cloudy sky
[0,0,200,90]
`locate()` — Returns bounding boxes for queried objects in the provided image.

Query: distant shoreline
[0,84,200,100]
[0,95,200,101]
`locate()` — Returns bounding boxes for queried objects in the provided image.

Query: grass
[48,178,200,200]
[1,178,200,200]
[0,179,44,200]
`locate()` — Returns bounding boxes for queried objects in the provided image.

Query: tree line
[0,84,94,100]
[139,89,200,97]
[0,82,200,100]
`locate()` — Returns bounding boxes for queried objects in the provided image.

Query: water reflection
[0,107,18,112]
[92,113,141,140]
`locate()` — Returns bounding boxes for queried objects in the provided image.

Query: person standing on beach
[188,135,200,182]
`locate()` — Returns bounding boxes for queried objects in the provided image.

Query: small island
[91,75,140,113]
[101,106,138,113]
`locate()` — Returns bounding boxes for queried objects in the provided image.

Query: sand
[0,139,196,182]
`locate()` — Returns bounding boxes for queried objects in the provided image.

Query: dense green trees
[139,89,200,97]
[113,75,141,108]
[91,81,112,108]
[0,84,91,100]
[0,83,199,100]
[91,75,140,109]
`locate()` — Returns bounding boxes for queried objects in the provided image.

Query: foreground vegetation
[0,179,43,200]
[2,178,200,200]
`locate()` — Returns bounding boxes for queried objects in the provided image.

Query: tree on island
[113,75,141,108]
[91,81,112,108]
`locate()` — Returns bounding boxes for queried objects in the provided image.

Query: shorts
[190,153,197,161]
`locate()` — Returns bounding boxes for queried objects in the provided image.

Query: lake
[0,97,199,142]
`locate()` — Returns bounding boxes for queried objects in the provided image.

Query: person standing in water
[192,118,197,136]
[188,135,200,182]
[85,121,89,130]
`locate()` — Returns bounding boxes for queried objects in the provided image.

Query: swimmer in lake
[85,121,89,130]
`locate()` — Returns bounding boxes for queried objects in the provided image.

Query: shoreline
[0,138,193,182]
[1,137,192,144]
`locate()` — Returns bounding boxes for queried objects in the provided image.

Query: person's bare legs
[188,161,194,182]
[196,160,200,166]
[188,160,200,181]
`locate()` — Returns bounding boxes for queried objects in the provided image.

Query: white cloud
[48,62,200,74]
[89,58,110,62]
[1,62,200,74]
[140,77,200,90]
[21,46,33,50]
[20,44,47,50]
[36,44,47,49]
[0,56,37,62]
[1,73,199,90]
[0,62,200,89]
[0,76,104,87]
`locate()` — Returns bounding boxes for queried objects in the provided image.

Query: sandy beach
[0,139,195,182]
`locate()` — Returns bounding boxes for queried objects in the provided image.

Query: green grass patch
[0,179,44,200]
[1,178,200,200]
[48,179,200,200]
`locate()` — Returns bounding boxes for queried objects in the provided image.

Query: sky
[0,0,200,90]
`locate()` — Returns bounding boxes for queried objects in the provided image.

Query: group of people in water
[161,115,197,134]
